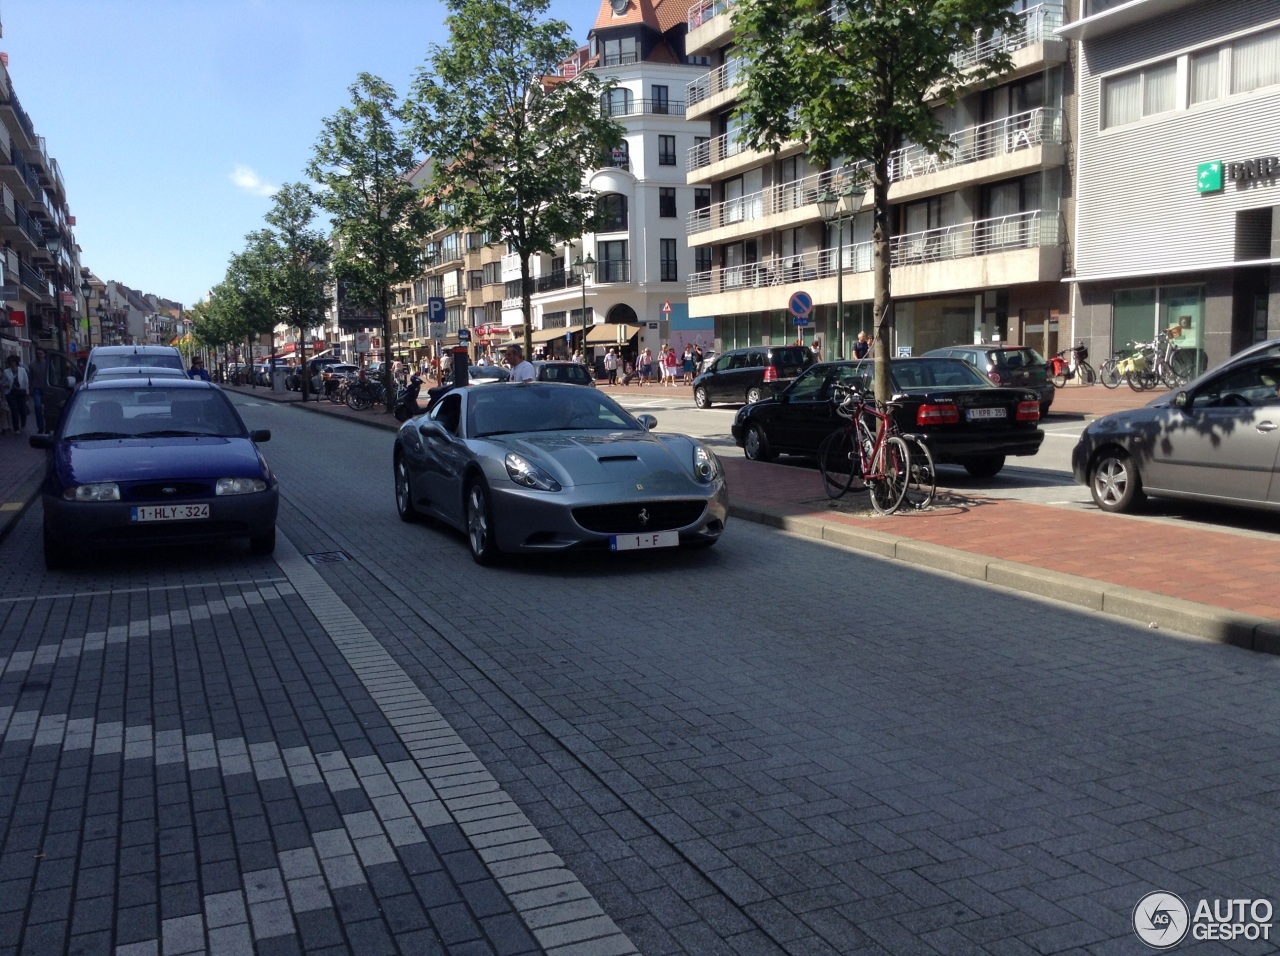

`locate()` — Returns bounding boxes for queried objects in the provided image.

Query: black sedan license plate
[611,531,679,551]
[966,407,1007,420]
[131,504,211,522]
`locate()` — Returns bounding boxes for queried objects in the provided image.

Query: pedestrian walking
[28,348,48,433]
[188,356,211,381]
[662,345,679,386]
[2,353,31,434]
[505,344,536,382]
[681,346,695,384]
[603,347,619,385]
[636,348,652,386]
[853,332,870,359]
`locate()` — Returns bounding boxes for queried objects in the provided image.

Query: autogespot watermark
[1133,891,1273,948]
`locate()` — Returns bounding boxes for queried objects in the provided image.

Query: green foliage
[733,0,1019,402]
[405,0,624,343]
[734,0,1019,168]
[254,182,331,331]
[308,73,433,407]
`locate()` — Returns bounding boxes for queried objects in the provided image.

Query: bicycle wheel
[1078,361,1096,385]
[1051,370,1068,389]
[900,436,936,511]
[868,436,910,515]
[1099,360,1120,389]
[347,386,373,411]
[818,429,857,500]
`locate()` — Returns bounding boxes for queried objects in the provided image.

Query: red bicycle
[818,384,912,514]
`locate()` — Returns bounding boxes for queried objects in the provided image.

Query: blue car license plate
[611,531,679,551]
[131,504,211,522]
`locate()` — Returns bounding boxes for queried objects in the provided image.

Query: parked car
[29,378,279,569]
[86,344,187,381]
[731,358,1044,477]
[922,344,1055,416]
[533,361,595,386]
[288,355,345,391]
[394,382,727,563]
[90,367,190,381]
[425,365,511,407]
[692,345,815,408]
[1072,349,1280,514]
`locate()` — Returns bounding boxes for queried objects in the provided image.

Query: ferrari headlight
[692,444,719,483]
[64,483,120,502]
[216,478,268,496]
[504,453,562,492]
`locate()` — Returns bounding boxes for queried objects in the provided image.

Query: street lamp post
[79,277,94,351]
[95,303,108,344]
[570,246,595,367]
[816,182,866,358]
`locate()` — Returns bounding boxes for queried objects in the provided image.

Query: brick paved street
[3,392,1280,955]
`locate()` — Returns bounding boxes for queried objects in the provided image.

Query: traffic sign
[458,328,471,344]
[428,296,445,323]
[661,301,672,314]
[793,317,810,327]
[788,291,813,318]
[430,323,445,342]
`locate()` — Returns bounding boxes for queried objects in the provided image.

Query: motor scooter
[393,374,424,422]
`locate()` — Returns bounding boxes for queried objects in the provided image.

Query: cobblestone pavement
[3,390,1280,955]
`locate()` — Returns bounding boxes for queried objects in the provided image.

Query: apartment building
[684,0,1075,360]
[0,52,86,366]
[1064,0,1280,371]
[505,0,712,366]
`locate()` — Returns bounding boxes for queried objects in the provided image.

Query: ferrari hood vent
[597,454,639,462]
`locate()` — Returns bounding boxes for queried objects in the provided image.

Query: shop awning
[586,323,640,344]
[527,326,569,344]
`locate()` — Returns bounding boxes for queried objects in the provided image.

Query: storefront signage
[1198,157,1279,193]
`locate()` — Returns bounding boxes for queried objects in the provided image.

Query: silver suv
[86,344,188,381]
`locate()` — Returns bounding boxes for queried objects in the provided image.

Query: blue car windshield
[467,386,641,437]
[63,389,245,440]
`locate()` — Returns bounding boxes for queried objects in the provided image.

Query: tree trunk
[520,253,533,361]
[872,153,893,411]
[382,288,395,413]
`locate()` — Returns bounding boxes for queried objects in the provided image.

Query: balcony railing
[601,98,687,118]
[687,211,1059,296]
[952,2,1064,71]
[14,203,43,246]
[688,128,751,172]
[596,259,631,283]
[688,0,736,31]
[687,161,864,235]
[0,86,37,144]
[599,51,640,67]
[889,107,1062,180]
[18,259,48,295]
[687,57,743,109]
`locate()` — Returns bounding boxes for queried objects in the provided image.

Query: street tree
[308,73,431,412]
[406,0,624,357]
[209,249,275,383]
[249,182,332,398]
[734,0,1018,404]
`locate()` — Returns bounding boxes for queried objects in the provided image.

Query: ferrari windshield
[63,388,245,440]
[467,384,642,437]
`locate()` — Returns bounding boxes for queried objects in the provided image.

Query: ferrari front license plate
[611,531,679,551]
[131,504,210,522]
[966,407,1007,420]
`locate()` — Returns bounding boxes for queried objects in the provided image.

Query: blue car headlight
[504,453,561,492]
[692,444,719,483]
[216,478,268,496]
[63,483,121,502]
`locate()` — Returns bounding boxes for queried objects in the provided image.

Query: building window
[1232,28,1280,95]
[597,240,629,282]
[659,187,677,218]
[660,239,677,281]
[602,87,633,117]
[695,247,712,273]
[602,36,639,67]
[694,188,711,210]
[1103,58,1175,128]
[596,193,628,232]
[469,270,484,291]
[651,84,669,114]
[1190,49,1219,104]
[659,134,677,166]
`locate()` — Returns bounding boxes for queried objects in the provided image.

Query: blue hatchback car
[30,378,279,569]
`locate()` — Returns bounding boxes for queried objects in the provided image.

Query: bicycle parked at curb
[1048,343,1095,388]
[1100,329,1191,391]
[818,384,920,514]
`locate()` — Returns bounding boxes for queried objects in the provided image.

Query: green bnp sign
[1197,161,1223,193]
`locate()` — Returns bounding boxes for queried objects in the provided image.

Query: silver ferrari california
[393,382,728,563]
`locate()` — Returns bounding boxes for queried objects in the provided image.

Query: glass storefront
[1113,285,1206,374]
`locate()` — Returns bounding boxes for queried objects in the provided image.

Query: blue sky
[1,0,601,309]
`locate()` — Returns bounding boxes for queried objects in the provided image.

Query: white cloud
[230,164,277,196]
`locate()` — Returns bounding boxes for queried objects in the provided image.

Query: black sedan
[731,358,1044,477]
[30,378,279,569]
[1072,350,1280,514]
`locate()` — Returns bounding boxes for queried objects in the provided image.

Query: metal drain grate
[305,551,351,565]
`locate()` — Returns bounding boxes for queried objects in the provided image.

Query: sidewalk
[6,382,1277,653]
